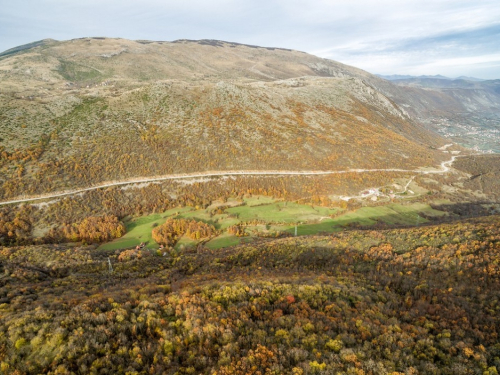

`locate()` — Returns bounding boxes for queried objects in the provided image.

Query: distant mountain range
[377,74,486,82]
[376,74,500,153]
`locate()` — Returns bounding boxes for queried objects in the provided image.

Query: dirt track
[0,155,460,206]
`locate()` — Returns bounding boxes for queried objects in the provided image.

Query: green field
[323,202,448,230]
[226,201,337,223]
[99,197,449,251]
[98,207,193,251]
[205,233,242,249]
[241,196,277,207]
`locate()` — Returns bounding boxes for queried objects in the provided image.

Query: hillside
[1,215,499,374]
[0,38,449,200]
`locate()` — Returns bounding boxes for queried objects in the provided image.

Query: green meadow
[99,197,450,251]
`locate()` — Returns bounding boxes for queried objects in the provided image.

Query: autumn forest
[1,37,500,374]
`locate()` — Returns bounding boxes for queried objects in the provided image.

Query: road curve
[0,155,460,206]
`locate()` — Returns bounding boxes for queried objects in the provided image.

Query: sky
[1,0,499,79]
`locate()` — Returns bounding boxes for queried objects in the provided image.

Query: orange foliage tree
[152,218,217,246]
[60,215,126,243]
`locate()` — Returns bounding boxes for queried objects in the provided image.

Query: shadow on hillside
[317,200,499,233]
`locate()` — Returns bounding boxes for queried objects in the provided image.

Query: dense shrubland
[0,205,35,246]
[1,215,499,374]
[453,155,500,200]
[227,224,247,237]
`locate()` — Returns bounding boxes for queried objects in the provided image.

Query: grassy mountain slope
[0,38,448,199]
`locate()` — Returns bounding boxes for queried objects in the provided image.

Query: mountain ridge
[377,74,487,82]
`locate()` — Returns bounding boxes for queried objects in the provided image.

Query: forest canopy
[0,215,499,374]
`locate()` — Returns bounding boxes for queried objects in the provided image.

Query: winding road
[0,155,460,206]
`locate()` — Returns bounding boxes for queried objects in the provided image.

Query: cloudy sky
[1,0,499,79]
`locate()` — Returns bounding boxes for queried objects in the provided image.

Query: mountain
[456,75,486,82]
[0,39,57,58]
[377,74,485,82]
[0,37,450,200]
[388,76,498,89]
[377,74,452,81]
[376,74,416,80]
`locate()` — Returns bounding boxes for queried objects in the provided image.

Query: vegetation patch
[98,207,192,250]
[98,199,450,251]
[205,233,242,249]
[225,201,338,223]
[152,218,217,247]
[57,60,104,82]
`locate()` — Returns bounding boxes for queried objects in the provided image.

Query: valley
[98,196,450,252]
[384,76,500,153]
[429,114,500,153]
[0,37,499,375]
[0,38,498,258]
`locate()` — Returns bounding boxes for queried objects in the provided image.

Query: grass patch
[226,202,337,223]
[57,60,104,82]
[99,237,145,251]
[289,203,448,235]
[291,220,341,235]
[175,211,240,230]
[98,207,193,250]
[99,199,448,251]
[243,196,277,206]
[174,236,198,251]
[205,234,242,249]
[329,205,426,227]
[389,202,447,218]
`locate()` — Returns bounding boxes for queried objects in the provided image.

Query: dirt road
[0,155,461,206]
